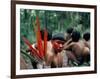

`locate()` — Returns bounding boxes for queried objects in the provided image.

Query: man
[27,29,52,69]
[82,32,90,63]
[64,28,80,66]
[63,31,85,65]
[64,27,73,42]
[64,31,90,66]
[45,33,68,68]
[83,32,90,49]
[27,32,68,68]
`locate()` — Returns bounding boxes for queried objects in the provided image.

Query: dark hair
[52,33,65,41]
[71,31,80,42]
[66,27,73,34]
[83,32,90,41]
[40,29,52,41]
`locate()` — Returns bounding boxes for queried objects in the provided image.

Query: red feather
[22,37,43,60]
[44,28,48,57]
[35,16,44,58]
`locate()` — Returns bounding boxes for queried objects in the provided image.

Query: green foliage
[20,9,90,49]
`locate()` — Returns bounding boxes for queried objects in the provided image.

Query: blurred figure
[83,32,90,49]
[64,31,90,66]
[64,31,84,65]
[82,32,90,64]
[64,28,80,66]
[65,27,73,42]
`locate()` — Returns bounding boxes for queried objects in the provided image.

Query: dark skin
[29,40,65,68]
[63,39,90,65]
[83,39,90,49]
[82,32,90,63]
[63,30,90,65]
[83,32,90,49]
[82,40,90,63]
[45,40,66,68]
[63,38,79,66]
[65,27,73,42]
[26,30,52,68]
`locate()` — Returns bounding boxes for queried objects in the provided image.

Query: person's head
[40,29,52,41]
[66,27,74,34]
[83,32,90,41]
[52,33,65,52]
[65,27,73,41]
[71,30,81,42]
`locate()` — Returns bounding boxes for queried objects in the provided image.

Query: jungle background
[20,9,90,50]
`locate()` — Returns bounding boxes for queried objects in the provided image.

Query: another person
[63,31,84,65]
[82,32,90,64]
[64,27,73,42]
[83,32,90,48]
[27,29,52,69]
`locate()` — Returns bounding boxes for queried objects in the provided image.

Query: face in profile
[52,40,65,52]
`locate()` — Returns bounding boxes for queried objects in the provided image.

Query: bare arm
[63,42,74,50]
[64,38,72,47]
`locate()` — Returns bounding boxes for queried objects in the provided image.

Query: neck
[53,49,58,55]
